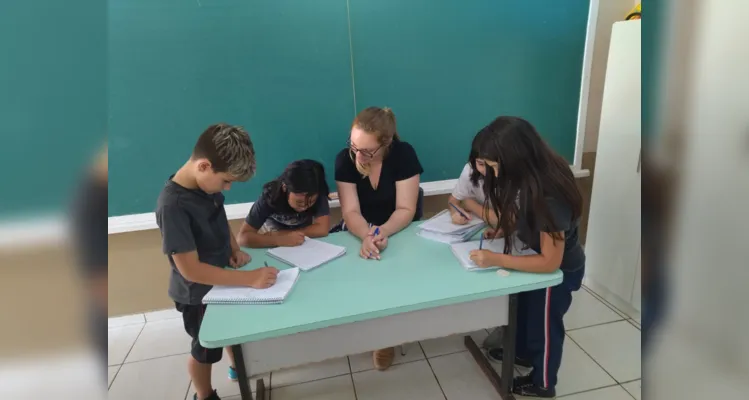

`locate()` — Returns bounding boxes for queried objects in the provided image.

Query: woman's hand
[360,235,381,260]
[484,227,504,239]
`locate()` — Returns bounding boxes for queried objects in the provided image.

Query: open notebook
[267,237,346,271]
[202,267,301,305]
[418,209,485,235]
[450,236,537,272]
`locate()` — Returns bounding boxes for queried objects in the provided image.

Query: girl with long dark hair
[467,116,585,398]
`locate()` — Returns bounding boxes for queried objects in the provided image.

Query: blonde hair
[192,123,257,181]
[350,106,399,176]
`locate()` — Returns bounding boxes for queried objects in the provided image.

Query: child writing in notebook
[156,123,280,400]
[236,159,331,248]
[466,116,585,398]
[446,137,498,227]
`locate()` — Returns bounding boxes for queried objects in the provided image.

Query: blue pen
[479,233,484,250]
[449,203,469,220]
[369,225,380,259]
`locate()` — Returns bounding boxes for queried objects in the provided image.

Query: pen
[479,233,484,250]
[264,261,269,267]
[449,203,469,220]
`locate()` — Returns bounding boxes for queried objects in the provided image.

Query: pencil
[449,203,469,220]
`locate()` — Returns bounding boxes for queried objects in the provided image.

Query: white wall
[583,0,637,153]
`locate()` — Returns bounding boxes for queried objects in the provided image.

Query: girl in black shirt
[467,116,585,398]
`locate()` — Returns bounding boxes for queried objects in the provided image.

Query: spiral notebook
[450,236,537,272]
[267,237,346,271]
[201,267,301,305]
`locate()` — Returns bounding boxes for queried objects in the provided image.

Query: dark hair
[192,123,256,181]
[469,116,582,254]
[262,159,329,213]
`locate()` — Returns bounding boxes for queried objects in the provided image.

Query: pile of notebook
[416,209,486,244]
[450,235,537,272]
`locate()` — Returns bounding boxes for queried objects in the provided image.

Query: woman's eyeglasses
[348,140,384,159]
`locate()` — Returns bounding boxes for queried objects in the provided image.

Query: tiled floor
[108,285,641,399]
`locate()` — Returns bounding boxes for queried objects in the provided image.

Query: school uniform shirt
[335,139,424,226]
[155,176,232,305]
[515,195,586,273]
[245,193,330,232]
[451,163,486,205]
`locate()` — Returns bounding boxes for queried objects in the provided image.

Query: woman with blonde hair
[333,106,424,370]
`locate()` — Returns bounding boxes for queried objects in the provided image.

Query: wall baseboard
[108,169,589,235]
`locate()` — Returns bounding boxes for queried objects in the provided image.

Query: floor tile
[568,321,641,383]
[429,351,502,400]
[125,318,191,363]
[420,330,490,358]
[555,339,617,396]
[348,343,425,373]
[108,323,144,366]
[353,360,445,400]
[271,375,356,400]
[188,352,269,398]
[108,313,146,328]
[559,385,633,400]
[621,380,641,400]
[108,355,191,400]
[565,289,624,330]
[271,357,350,389]
[108,365,120,387]
[145,308,182,322]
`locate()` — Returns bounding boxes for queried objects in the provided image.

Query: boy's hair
[470,116,582,254]
[191,123,256,181]
[349,106,400,176]
[262,159,329,213]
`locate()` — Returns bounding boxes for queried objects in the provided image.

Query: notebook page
[203,267,300,303]
[419,209,485,235]
[268,238,346,271]
[450,236,536,271]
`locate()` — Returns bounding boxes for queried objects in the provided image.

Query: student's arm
[172,251,277,288]
[473,232,564,274]
[379,175,420,237]
[448,195,498,226]
[337,181,370,240]
[299,215,330,238]
[236,199,281,248]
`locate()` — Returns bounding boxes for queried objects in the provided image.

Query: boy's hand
[469,249,495,268]
[450,205,471,225]
[277,231,305,247]
[245,266,279,289]
[229,250,251,268]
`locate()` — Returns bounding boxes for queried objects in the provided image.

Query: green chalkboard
[0,1,105,218]
[108,0,589,217]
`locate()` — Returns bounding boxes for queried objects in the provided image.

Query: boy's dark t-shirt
[515,196,586,273]
[334,140,423,226]
[155,176,232,305]
[246,193,330,231]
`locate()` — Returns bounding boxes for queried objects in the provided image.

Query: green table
[200,224,562,400]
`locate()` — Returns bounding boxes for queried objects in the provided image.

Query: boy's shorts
[175,302,223,364]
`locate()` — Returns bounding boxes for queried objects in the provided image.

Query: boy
[156,123,279,400]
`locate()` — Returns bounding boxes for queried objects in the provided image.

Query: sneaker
[193,389,221,400]
[228,366,238,382]
[373,347,395,371]
[512,375,556,398]
[486,348,533,368]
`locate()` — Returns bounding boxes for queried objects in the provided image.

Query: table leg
[231,344,254,400]
[464,293,518,400]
